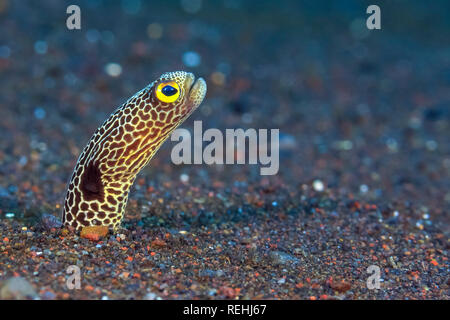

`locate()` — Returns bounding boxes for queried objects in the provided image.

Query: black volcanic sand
[0,1,449,299]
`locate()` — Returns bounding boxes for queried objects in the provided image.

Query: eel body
[62,71,207,231]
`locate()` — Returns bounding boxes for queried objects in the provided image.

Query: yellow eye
[155,81,180,103]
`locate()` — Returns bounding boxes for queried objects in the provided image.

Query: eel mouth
[184,73,207,111]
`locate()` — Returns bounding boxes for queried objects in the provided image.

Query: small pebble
[105,63,122,77]
[312,180,325,192]
[0,277,38,300]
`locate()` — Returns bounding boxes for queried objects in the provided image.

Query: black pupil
[162,85,177,96]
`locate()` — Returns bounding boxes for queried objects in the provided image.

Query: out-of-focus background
[0,0,448,300]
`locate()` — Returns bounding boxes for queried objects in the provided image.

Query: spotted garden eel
[62,71,207,232]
